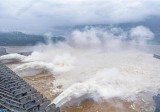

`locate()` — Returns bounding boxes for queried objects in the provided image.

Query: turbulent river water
[0,27,160,112]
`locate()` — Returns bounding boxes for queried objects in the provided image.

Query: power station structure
[153,54,160,59]
[0,63,60,112]
[0,48,8,56]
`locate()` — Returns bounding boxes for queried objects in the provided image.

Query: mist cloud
[0,26,159,109]
[129,26,154,44]
[0,0,160,33]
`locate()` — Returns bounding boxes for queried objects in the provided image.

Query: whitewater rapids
[1,26,160,111]
[50,50,160,109]
[0,53,26,63]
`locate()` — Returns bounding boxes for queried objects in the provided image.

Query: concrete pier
[153,54,160,59]
[153,94,160,112]
[0,48,7,56]
[0,63,60,112]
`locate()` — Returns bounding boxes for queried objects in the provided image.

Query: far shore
[0,46,34,53]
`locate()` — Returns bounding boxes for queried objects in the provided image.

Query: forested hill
[0,32,65,46]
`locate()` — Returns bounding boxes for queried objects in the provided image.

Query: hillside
[0,32,65,46]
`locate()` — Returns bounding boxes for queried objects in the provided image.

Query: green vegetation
[0,32,65,46]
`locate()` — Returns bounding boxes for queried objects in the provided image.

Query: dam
[0,63,60,112]
[0,48,8,56]
[153,54,160,59]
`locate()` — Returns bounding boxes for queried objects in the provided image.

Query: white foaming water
[0,53,26,63]
[51,50,160,109]
[2,26,160,111]
[11,48,75,76]
[13,62,54,76]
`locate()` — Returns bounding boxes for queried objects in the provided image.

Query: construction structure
[0,48,7,56]
[153,54,160,59]
[0,63,60,112]
[153,94,160,112]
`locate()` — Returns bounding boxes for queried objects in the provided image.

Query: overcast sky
[0,0,160,33]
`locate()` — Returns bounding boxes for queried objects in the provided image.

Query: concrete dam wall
[0,63,60,112]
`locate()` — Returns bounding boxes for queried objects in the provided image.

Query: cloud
[0,0,160,33]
